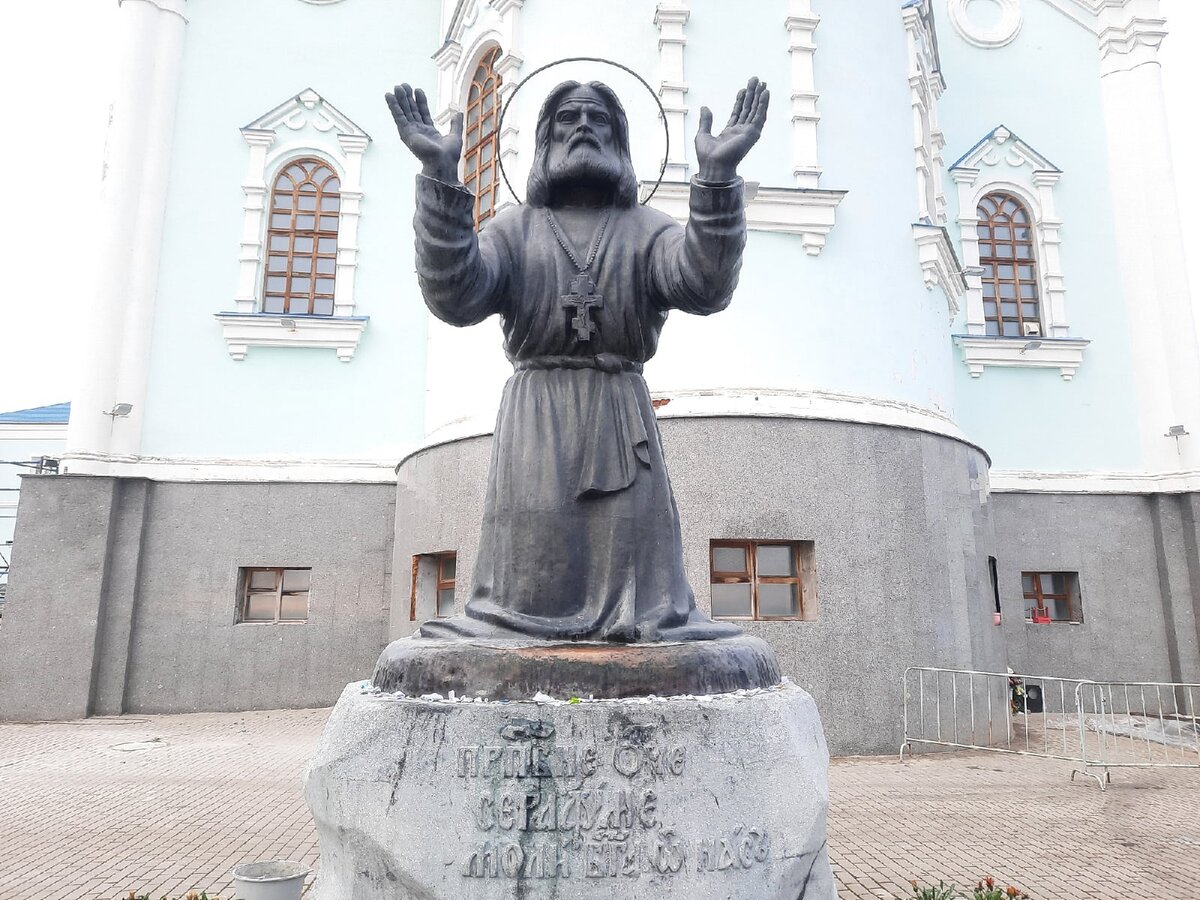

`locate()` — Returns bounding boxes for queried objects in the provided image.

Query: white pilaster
[65,0,188,470]
[785,0,821,188]
[654,2,690,181]
[1097,2,1200,471]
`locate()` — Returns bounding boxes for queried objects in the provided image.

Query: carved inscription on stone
[454,720,770,880]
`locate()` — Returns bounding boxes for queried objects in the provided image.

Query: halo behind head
[495,56,670,206]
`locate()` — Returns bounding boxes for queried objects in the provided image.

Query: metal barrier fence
[900,667,1200,789]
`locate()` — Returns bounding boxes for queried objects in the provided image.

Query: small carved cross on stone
[561,274,603,342]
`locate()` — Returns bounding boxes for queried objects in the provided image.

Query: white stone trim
[118,0,188,23]
[0,424,69,442]
[913,224,966,317]
[58,452,398,483]
[654,2,691,181]
[953,335,1090,380]
[903,0,948,226]
[298,0,348,4]
[234,90,370,330]
[947,0,1023,48]
[991,467,1200,494]
[214,313,369,362]
[951,127,1071,339]
[642,180,845,256]
[785,0,821,188]
[1098,14,1167,75]
[435,1,525,208]
[408,387,980,466]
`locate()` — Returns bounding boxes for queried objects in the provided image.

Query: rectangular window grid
[709,540,815,621]
[1021,571,1082,624]
[238,567,311,623]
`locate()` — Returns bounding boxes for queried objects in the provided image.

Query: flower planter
[229,861,309,900]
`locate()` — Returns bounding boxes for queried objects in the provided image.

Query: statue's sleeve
[413,175,509,326]
[648,176,747,315]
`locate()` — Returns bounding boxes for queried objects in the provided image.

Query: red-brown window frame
[463,46,503,229]
[263,158,340,316]
[1022,571,1080,624]
[709,540,811,621]
[977,191,1041,338]
[409,551,457,621]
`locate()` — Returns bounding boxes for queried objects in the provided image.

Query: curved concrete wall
[392,415,1005,753]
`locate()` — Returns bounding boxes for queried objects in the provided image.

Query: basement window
[238,567,311,623]
[1022,571,1082,624]
[410,552,457,621]
[709,540,817,621]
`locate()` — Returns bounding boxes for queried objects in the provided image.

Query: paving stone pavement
[0,706,1197,899]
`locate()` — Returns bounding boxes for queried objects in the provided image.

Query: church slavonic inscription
[455,726,769,880]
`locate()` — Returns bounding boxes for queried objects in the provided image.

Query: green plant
[896,880,958,900]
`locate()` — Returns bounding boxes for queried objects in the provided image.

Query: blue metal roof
[0,402,70,425]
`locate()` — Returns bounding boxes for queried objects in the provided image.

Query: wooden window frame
[238,566,311,624]
[977,191,1041,338]
[1021,571,1081,624]
[709,540,814,622]
[263,158,341,316]
[463,46,503,229]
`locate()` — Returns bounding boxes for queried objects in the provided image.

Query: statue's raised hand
[386,84,464,184]
[695,77,769,183]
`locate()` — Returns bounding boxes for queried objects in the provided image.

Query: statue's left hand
[695,77,769,183]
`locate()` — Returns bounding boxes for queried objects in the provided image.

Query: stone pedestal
[304,681,836,899]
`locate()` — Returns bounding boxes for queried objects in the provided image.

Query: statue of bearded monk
[382,76,769,647]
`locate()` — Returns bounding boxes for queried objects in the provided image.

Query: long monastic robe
[414,173,748,642]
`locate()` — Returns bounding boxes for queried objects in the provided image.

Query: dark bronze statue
[374,76,781,697]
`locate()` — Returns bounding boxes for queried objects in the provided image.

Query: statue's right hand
[386,84,464,184]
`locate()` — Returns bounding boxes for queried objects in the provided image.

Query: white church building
[1,0,1197,754]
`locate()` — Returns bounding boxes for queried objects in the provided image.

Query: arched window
[463,47,502,229]
[977,192,1040,337]
[263,159,340,316]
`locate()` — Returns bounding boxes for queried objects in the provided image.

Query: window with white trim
[215,89,371,362]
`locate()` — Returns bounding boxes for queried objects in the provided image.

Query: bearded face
[543,87,625,200]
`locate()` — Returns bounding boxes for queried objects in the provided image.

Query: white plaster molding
[405,386,981,467]
[57,452,399,483]
[950,126,1072,339]
[299,0,349,4]
[233,89,371,333]
[991,467,1200,494]
[785,0,822,187]
[903,0,948,226]
[435,1,525,205]
[1098,15,1167,74]
[947,0,1023,48]
[214,313,369,362]
[654,2,691,181]
[642,180,846,256]
[0,424,68,442]
[953,335,1090,379]
[913,224,966,317]
[117,0,188,23]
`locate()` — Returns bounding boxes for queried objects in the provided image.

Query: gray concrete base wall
[393,417,1005,755]
[0,476,394,720]
[992,492,1200,685]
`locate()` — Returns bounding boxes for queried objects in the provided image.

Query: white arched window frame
[215,88,371,362]
[950,126,1090,380]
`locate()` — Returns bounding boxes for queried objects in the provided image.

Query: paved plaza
[0,706,1197,899]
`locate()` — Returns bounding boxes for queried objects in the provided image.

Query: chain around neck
[544,208,612,274]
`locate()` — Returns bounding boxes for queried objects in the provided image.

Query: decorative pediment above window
[950,125,1060,179]
[242,88,369,141]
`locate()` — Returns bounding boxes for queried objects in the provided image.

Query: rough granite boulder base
[304,681,836,899]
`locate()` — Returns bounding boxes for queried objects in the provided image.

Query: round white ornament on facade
[948,0,1023,48]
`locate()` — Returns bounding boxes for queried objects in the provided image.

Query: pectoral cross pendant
[562,273,603,342]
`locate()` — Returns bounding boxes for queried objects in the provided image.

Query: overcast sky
[0,1,1196,415]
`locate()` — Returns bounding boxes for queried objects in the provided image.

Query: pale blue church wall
[141,0,442,459]
[935,0,1141,471]
[516,2,961,413]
